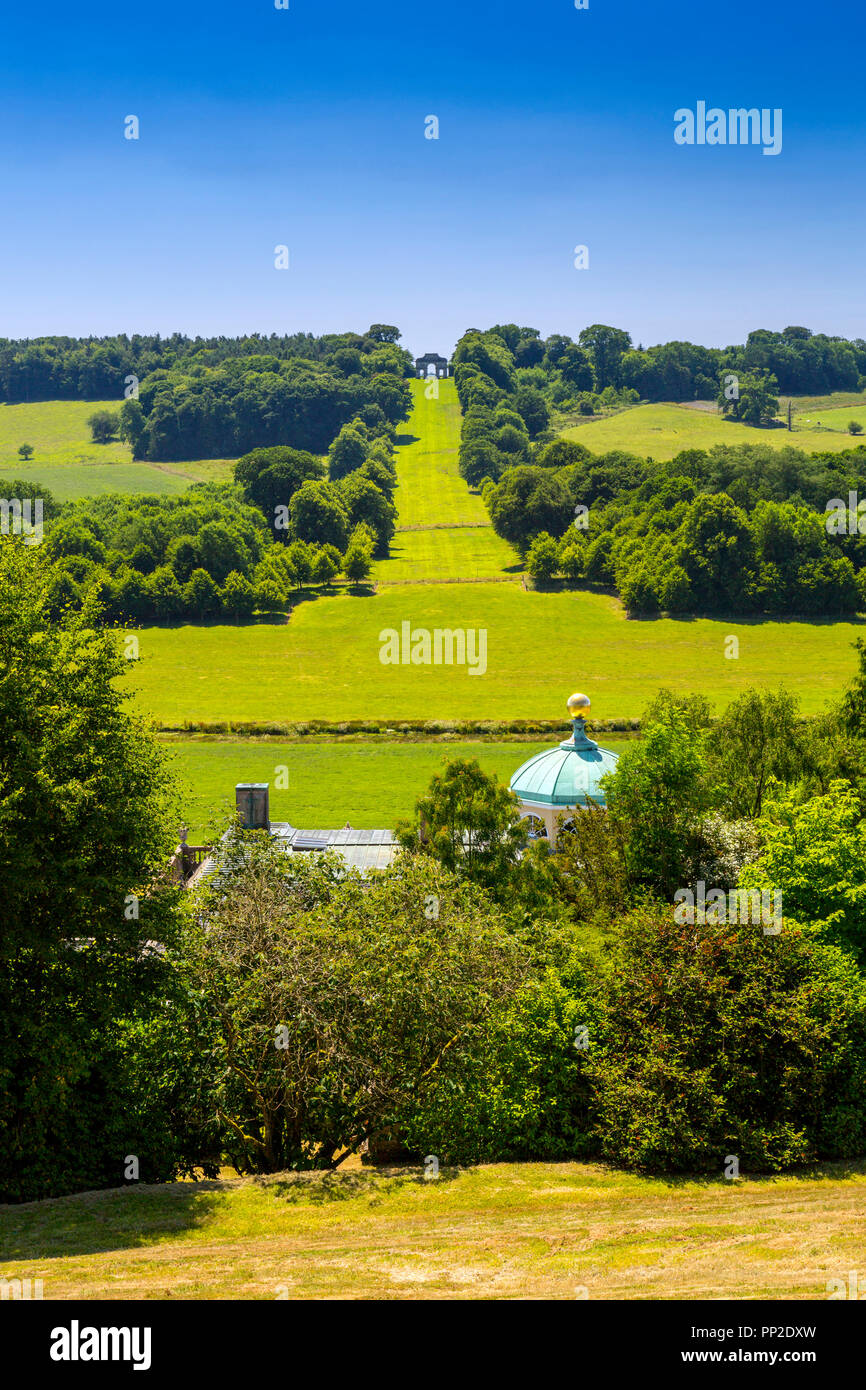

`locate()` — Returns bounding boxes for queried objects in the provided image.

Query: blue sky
[1,0,863,356]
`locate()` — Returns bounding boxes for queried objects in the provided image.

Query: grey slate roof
[269,823,398,873]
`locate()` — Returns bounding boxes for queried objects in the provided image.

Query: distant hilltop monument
[414,352,452,379]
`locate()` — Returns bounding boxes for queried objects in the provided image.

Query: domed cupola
[510,692,619,846]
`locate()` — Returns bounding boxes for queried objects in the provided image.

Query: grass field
[375,524,520,584]
[128,586,862,726]
[794,405,866,434]
[373,379,519,582]
[2,1159,862,1300]
[0,462,200,501]
[390,380,482,527]
[0,400,129,466]
[0,399,235,498]
[560,401,866,461]
[163,737,634,836]
[784,391,866,413]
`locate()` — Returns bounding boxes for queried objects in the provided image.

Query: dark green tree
[718,370,779,426]
[397,758,528,898]
[578,325,632,390]
[587,902,866,1171]
[87,408,121,442]
[289,480,350,551]
[328,425,369,482]
[235,446,324,536]
[0,544,184,1200]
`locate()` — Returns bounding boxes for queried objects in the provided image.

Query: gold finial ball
[567,692,591,716]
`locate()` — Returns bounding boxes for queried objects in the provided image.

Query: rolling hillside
[0,399,234,499]
[560,399,866,461]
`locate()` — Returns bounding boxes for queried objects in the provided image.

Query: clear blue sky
[1,0,863,357]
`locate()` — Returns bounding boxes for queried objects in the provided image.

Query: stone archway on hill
[414,352,451,379]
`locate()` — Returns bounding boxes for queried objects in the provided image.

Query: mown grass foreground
[2,1160,864,1300]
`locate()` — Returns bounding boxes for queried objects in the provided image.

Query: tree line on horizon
[2,320,862,416]
[454,321,866,412]
[0,324,406,401]
[0,324,414,465]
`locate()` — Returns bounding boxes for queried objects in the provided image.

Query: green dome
[510,719,619,808]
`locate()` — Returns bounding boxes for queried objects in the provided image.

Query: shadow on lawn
[0,1182,229,1262]
[260,1166,461,1205]
[644,1159,866,1190]
[0,1166,464,1260]
[629,610,866,627]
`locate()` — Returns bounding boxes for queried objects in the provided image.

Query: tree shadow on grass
[633,1158,866,1190]
[260,1166,461,1205]
[630,610,866,627]
[394,433,420,448]
[0,1181,230,1262]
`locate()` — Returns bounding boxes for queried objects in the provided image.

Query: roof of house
[269,823,398,873]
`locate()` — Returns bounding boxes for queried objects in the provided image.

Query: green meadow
[374,525,520,584]
[0,398,234,498]
[128,588,861,726]
[389,380,480,527]
[560,400,866,461]
[162,737,623,836]
[783,391,866,413]
[794,404,866,434]
[0,462,199,501]
[0,399,129,466]
[374,379,518,582]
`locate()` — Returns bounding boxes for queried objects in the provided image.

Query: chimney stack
[236,783,270,831]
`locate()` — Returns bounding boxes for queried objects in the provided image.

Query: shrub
[343,542,372,583]
[221,569,256,618]
[586,904,866,1172]
[87,409,121,443]
[400,966,597,1163]
[526,531,560,583]
[184,841,529,1172]
[558,535,585,582]
[183,567,221,618]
